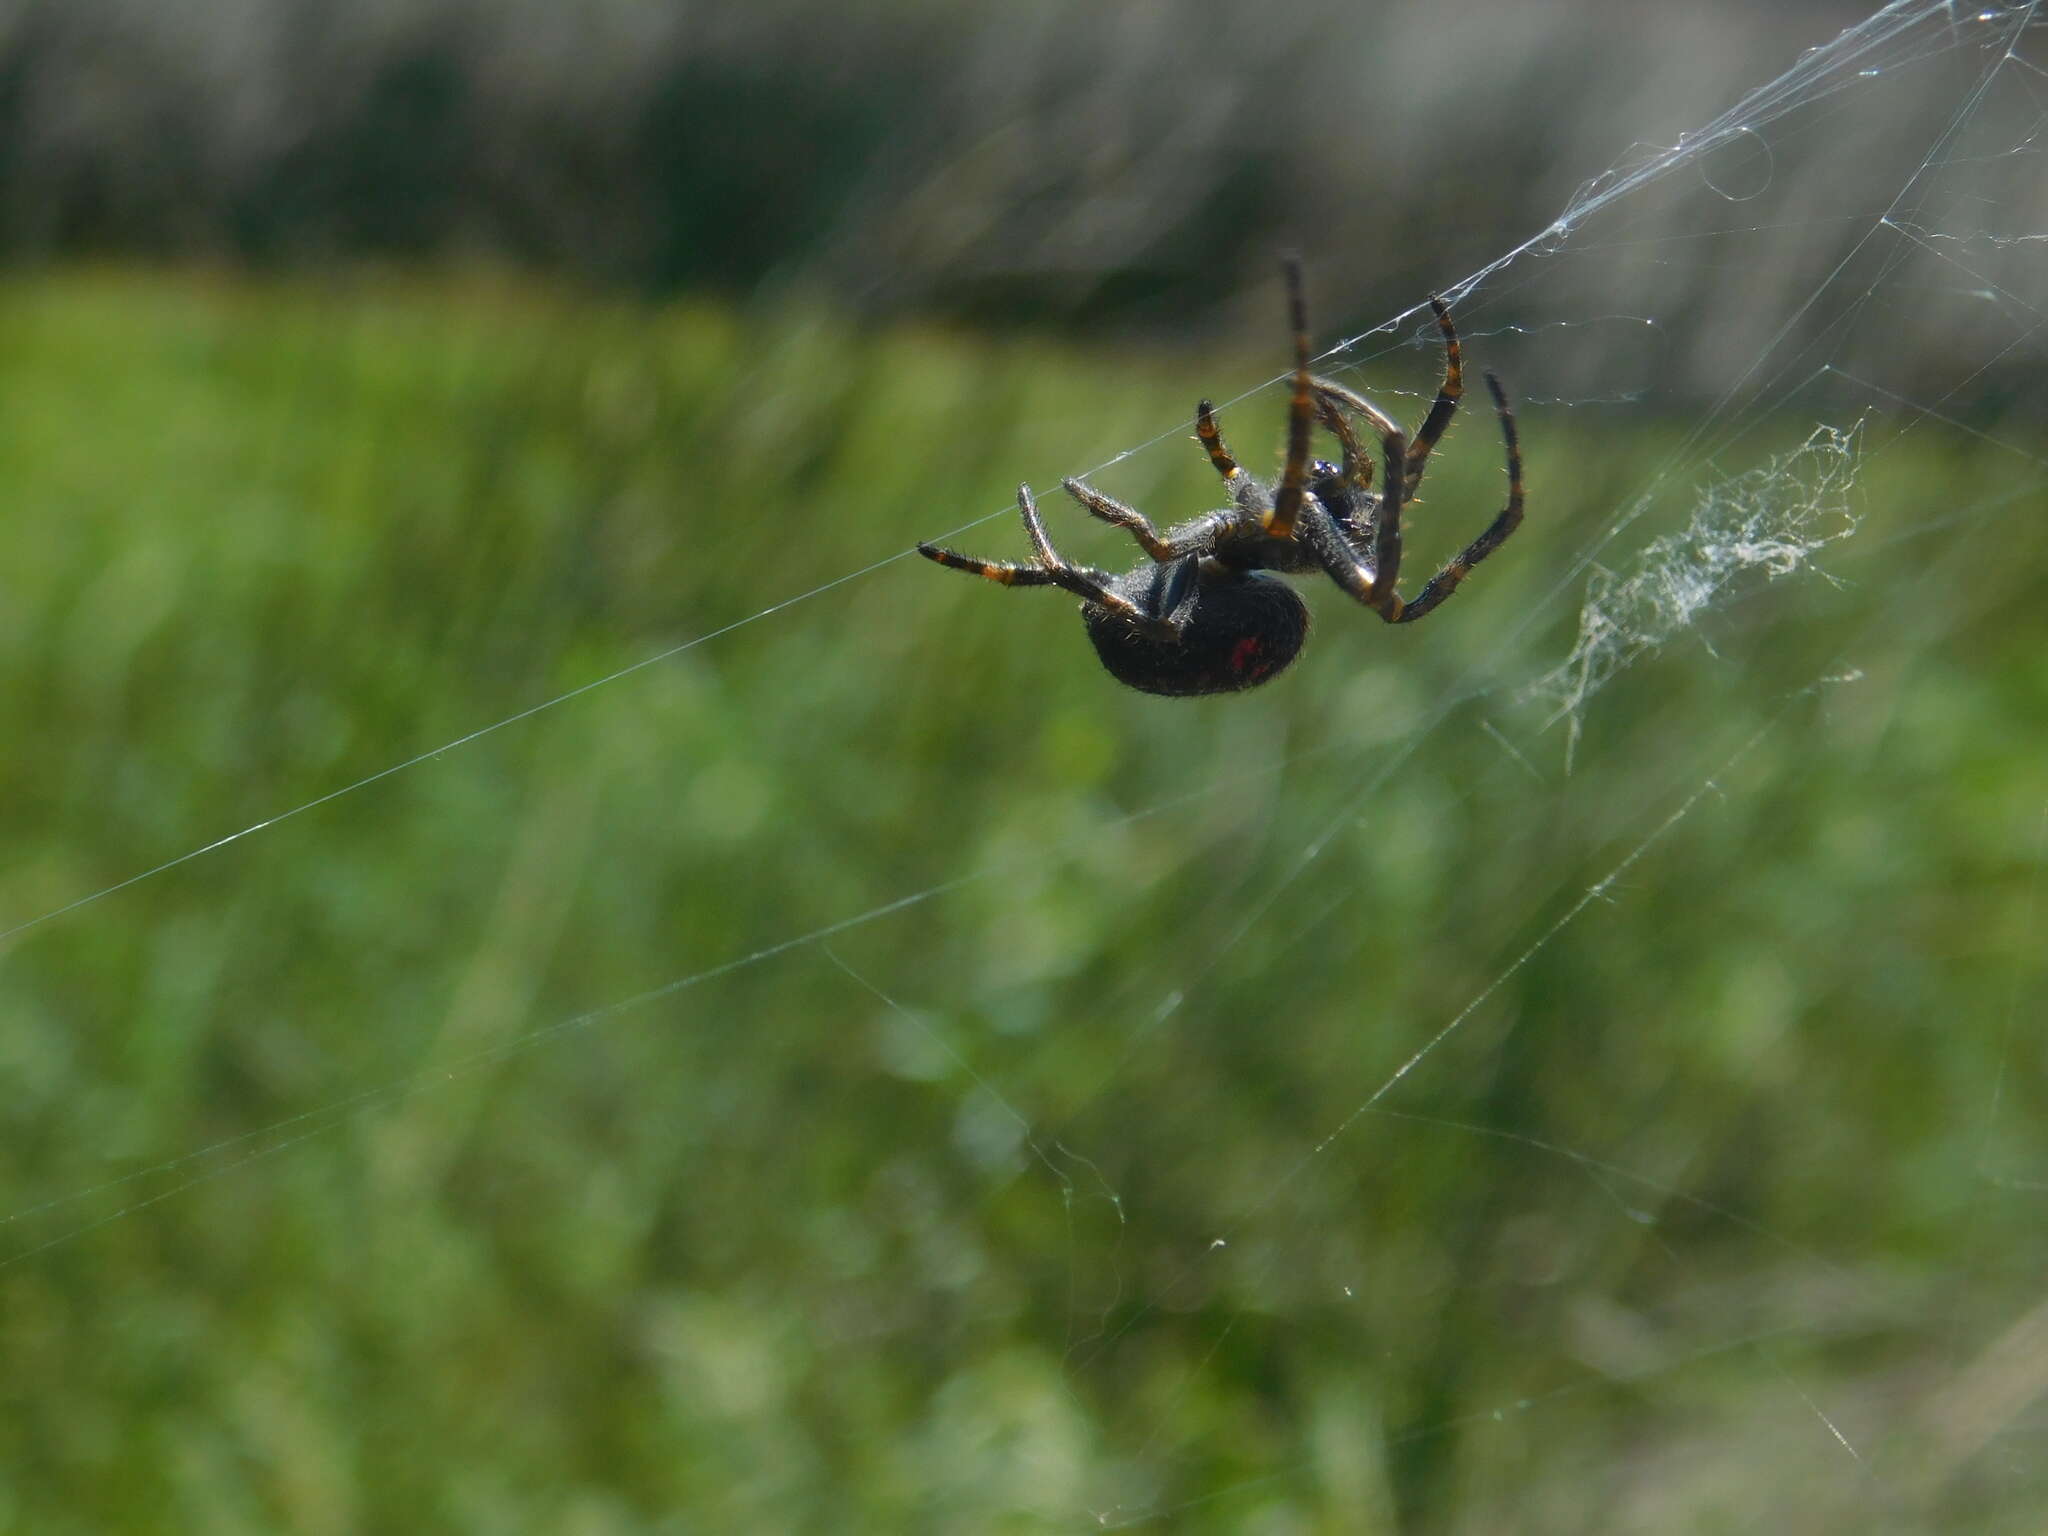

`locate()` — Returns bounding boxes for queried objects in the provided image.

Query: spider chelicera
[918,257,1526,696]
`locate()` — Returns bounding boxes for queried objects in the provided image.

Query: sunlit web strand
[1,668,1519,1258]
[0,2,1979,949]
[0,544,914,946]
[1087,674,1861,1486]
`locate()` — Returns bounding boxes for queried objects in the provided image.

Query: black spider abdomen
[1083,568,1309,697]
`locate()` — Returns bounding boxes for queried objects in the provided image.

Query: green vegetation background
[0,268,2041,1531]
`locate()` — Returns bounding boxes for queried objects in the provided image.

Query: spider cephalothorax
[919,257,1525,697]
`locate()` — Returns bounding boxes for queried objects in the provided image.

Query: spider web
[4,2,2047,1529]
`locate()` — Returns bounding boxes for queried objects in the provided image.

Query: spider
[917,257,1525,696]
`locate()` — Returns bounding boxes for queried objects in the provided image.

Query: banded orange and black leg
[1391,372,1523,624]
[915,545,1063,587]
[1194,400,1241,486]
[1403,295,1464,495]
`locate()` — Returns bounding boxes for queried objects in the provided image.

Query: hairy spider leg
[1262,255,1316,540]
[919,488,1177,632]
[1311,378,1401,501]
[1365,415,1408,615]
[1390,372,1523,623]
[1260,408,1407,614]
[915,545,1063,586]
[1403,295,1465,493]
[1060,477,1235,566]
[1307,377,1403,561]
[1194,399,1243,485]
[1012,484,1183,633]
[1192,401,1273,531]
[1293,496,1382,607]
[1311,387,1376,498]
[1309,378,1402,442]
[1058,478,1174,561]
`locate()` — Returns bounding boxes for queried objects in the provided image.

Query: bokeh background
[2,1,2044,1530]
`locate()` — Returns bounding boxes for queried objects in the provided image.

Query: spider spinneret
[918,258,1525,697]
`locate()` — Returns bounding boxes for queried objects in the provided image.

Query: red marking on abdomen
[1230,636,1265,677]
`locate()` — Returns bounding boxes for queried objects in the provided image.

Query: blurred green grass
[1,269,2043,1532]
